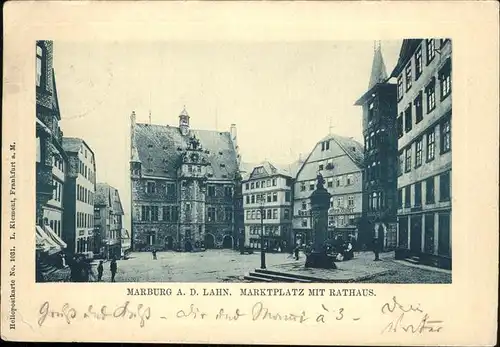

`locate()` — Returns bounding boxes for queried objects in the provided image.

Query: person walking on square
[97,260,104,281]
[152,249,157,260]
[110,257,117,282]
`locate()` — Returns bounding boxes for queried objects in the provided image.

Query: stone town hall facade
[130,108,242,252]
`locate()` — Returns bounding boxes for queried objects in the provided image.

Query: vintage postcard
[1,1,498,345]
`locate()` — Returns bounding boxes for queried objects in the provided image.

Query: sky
[53,40,402,232]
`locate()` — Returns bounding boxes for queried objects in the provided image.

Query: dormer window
[148,144,153,148]
[220,163,226,168]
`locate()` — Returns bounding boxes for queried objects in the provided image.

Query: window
[301,201,307,210]
[208,185,216,197]
[302,219,308,227]
[256,181,260,188]
[414,182,422,207]
[426,129,435,161]
[245,183,249,190]
[272,178,277,186]
[426,79,436,113]
[272,209,278,219]
[398,189,403,208]
[251,195,255,204]
[398,151,404,176]
[250,182,254,189]
[426,177,435,204]
[325,141,330,150]
[300,182,306,191]
[415,92,423,123]
[440,171,451,201]
[141,206,150,221]
[267,180,271,187]
[397,114,403,138]
[163,206,171,221]
[348,196,354,207]
[256,210,261,219]
[225,186,233,197]
[284,208,290,219]
[166,183,176,197]
[336,176,341,187]
[404,186,411,207]
[267,210,272,219]
[441,117,451,153]
[405,63,412,91]
[328,215,335,227]
[415,137,423,168]
[405,147,412,172]
[415,46,423,79]
[36,44,44,88]
[151,206,158,221]
[208,207,216,222]
[309,181,315,191]
[346,174,353,185]
[146,181,156,194]
[272,192,278,202]
[246,211,250,220]
[327,177,333,188]
[368,101,374,122]
[318,162,324,171]
[440,61,452,99]
[224,207,232,221]
[397,75,404,100]
[245,196,250,204]
[285,191,291,202]
[330,197,334,208]
[404,104,412,132]
[336,197,344,207]
[265,193,271,203]
[321,142,325,151]
[426,39,436,64]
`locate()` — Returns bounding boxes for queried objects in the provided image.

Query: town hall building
[130,107,241,252]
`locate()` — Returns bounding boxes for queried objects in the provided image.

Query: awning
[44,225,67,249]
[36,226,61,255]
[36,232,51,252]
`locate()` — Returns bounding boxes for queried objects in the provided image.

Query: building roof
[390,39,423,78]
[244,161,293,182]
[95,183,124,215]
[319,134,364,168]
[61,137,83,153]
[51,68,61,120]
[133,123,238,181]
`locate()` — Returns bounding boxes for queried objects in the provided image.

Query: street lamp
[258,196,266,269]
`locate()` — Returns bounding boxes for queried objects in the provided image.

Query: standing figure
[97,261,104,281]
[110,258,117,282]
[373,237,381,261]
[152,249,157,260]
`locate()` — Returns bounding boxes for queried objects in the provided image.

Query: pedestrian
[69,256,82,282]
[373,237,381,261]
[97,260,104,281]
[110,257,117,282]
[294,246,300,260]
[153,249,157,260]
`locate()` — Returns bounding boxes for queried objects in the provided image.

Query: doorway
[410,215,422,253]
[165,236,173,250]
[204,233,215,249]
[222,235,233,249]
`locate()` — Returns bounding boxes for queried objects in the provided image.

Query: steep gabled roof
[134,123,238,181]
[315,134,364,168]
[95,183,124,215]
[247,161,293,181]
[390,39,423,78]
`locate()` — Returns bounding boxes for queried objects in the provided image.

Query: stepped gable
[134,123,238,180]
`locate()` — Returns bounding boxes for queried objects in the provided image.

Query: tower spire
[368,40,388,89]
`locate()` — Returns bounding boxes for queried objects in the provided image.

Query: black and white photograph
[35,39,452,284]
